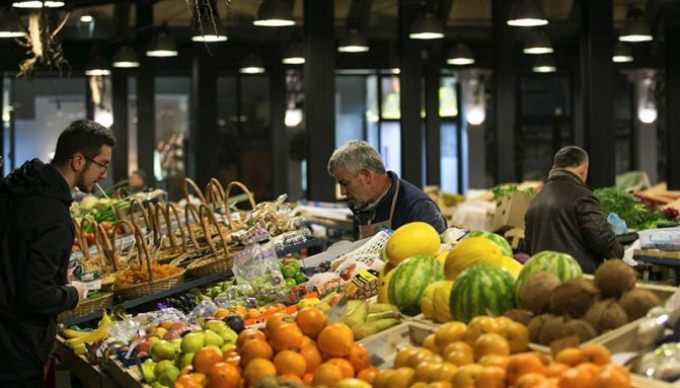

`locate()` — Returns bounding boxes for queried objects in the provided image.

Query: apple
[502,321,530,354]
[159,321,173,330]
[154,359,175,377]
[215,326,238,344]
[451,364,484,387]
[148,336,161,345]
[204,319,226,332]
[152,327,168,339]
[177,352,195,369]
[473,333,510,360]
[171,338,182,350]
[158,365,180,386]
[137,340,154,355]
[221,343,236,354]
[180,332,205,353]
[203,330,225,347]
[141,359,156,384]
[151,340,179,361]
[170,321,187,331]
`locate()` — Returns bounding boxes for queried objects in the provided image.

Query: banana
[366,310,399,321]
[352,318,400,340]
[65,310,112,348]
[61,328,92,339]
[368,303,399,314]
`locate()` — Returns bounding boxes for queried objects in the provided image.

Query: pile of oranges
[174,306,376,387]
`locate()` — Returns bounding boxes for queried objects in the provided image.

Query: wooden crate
[103,357,145,388]
[55,337,122,388]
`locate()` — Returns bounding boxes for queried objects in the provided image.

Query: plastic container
[639,227,680,251]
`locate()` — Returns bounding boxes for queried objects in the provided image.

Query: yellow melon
[499,256,522,279]
[444,237,504,280]
[384,222,441,265]
[377,262,396,303]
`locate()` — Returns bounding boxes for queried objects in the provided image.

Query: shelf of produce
[62,238,325,327]
[55,336,123,388]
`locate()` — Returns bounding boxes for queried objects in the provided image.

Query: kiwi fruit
[619,289,662,320]
[538,315,570,345]
[549,278,600,318]
[563,319,597,343]
[504,309,535,326]
[585,299,629,334]
[594,259,637,299]
[518,272,561,315]
[527,314,554,343]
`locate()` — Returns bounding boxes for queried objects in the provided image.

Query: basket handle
[197,203,231,259]
[110,220,137,270]
[165,203,186,247]
[183,177,207,205]
[205,179,226,211]
[127,198,152,232]
[224,181,257,230]
[183,203,203,251]
[78,217,103,261]
[132,223,154,284]
[95,223,118,272]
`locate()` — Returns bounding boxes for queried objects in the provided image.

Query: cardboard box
[492,191,533,232]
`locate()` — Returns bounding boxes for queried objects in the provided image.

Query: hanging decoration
[17,8,70,79]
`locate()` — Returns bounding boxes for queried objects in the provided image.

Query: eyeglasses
[84,156,109,172]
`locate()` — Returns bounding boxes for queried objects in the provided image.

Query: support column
[136,1,155,186]
[270,49,288,196]
[424,47,441,186]
[577,0,615,188]
[111,70,129,182]
[191,49,218,189]
[0,74,3,177]
[303,0,335,201]
[492,0,517,184]
[399,0,424,186]
[666,5,680,189]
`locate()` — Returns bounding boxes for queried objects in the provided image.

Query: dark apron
[358,180,400,239]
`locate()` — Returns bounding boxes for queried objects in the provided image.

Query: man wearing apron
[328,141,447,240]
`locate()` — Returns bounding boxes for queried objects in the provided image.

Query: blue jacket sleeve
[409,200,448,234]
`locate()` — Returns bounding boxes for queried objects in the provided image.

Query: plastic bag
[607,212,629,235]
[232,242,288,305]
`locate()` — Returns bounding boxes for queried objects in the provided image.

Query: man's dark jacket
[0,159,79,386]
[351,171,447,238]
[524,169,623,273]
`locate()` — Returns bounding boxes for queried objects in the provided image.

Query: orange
[554,348,585,367]
[296,307,328,339]
[206,362,241,388]
[478,354,510,370]
[394,347,422,368]
[279,373,302,384]
[596,364,629,388]
[222,349,241,367]
[576,362,601,383]
[581,344,611,366]
[317,323,354,357]
[179,366,194,378]
[193,347,224,374]
[546,362,569,378]
[273,350,307,377]
[506,353,548,385]
[442,341,473,358]
[299,338,323,373]
[422,333,439,354]
[429,382,453,388]
[214,308,230,319]
[266,312,290,334]
[346,343,371,372]
[473,333,510,360]
[239,339,273,366]
[175,373,207,388]
[327,358,355,378]
[268,322,304,352]
[429,362,458,382]
[372,369,396,388]
[243,358,276,386]
[385,366,416,387]
[357,367,378,384]
[515,372,549,388]
[237,328,266,349]
[558,367,589,388]
[246,309,261,320]
[313,362,344,386]
[302,372,314,385]
[434,321,468,350]
[475,365,506,388]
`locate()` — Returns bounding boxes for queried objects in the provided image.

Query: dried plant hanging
[184,0,232,54]
[17,9,70,79]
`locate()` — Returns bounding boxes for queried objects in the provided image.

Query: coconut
[563,319,597,343]
[549,279,600,318]
[504,309,534,326]
[518,272,562,315]
[527,314,554,343]
[585,298,630,334]
[619,289,662,320]
[594,259,637,299]
[538,315,570,345]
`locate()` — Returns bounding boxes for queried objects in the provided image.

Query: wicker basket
[185,204,233,278]
[114,223,185,300]
[224,181,257,231]
[183,177,207,205]
[57,292,114,322]
[152,202,191,263]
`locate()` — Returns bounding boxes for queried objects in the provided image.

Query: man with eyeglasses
[0,119,116,386]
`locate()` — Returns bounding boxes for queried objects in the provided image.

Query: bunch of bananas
[61,311,112,355]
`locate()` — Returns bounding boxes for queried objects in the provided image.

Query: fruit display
[514,250,583,299]
[513,259,665,346]
[388,255,445,315]
[444,237,519,280]
[383,222,441,265]
[114,262,183,289]
[60,310,113,355]
[421,280,455,323]
[280,257,309,288]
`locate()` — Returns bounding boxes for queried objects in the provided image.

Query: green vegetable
[594,187,664,230]
[491,184,537,201]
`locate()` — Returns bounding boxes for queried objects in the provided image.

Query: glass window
[440,77,458,118]
[335,76,366,147]
[379,122,401,176]
[381,76,400,120]
[440,123,458,193]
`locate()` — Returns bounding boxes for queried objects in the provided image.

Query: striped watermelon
[388,255,445,315]
[449,264,516,323]
[514,250,583,300]
[465,230,513,257]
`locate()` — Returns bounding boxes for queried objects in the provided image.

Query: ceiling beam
[437,0,454,24]
[345,0,373,32]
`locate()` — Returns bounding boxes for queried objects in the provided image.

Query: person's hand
[70,281,87,307]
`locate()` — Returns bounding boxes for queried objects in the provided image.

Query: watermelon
[449,264,516,323]
[388,255,445,315]
[465,230,513,257]
[514,250,583,300]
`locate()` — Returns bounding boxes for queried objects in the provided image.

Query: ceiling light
[612,42,633,63]
[240,54,266,74]
[523,30,553,54]
[619,7,652,42]
[447,43,475,65]
[146,31,178,57]
[282,42,304,64]
[410,13,444,40]
[112,46,140,68]
[338,30,370,53]
[390,68,400,74]
[192,12,227,42]
[85,55,111,76]
[254,0,295,27]
[12,1,64,8]
[79,15,94,23]
[532,55,556,73]
[0,9,25,38]
[507,0,548,27]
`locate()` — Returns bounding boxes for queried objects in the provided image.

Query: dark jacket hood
[0,159,72,206]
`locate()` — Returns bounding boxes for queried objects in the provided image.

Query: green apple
[221,343,236,354]
[151,340,178,361]
[152,327,168,339]
[158,365,180,386]
[170,338,182,351]
[180,332,205,353]
[148,336,161,345]
[141,359,157,384]
[215,326,238,344]
[281,264,298,279]
[178,352,195,369]
[203,330,224,347]
[204,319,226,332]
[154,359,175,378]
